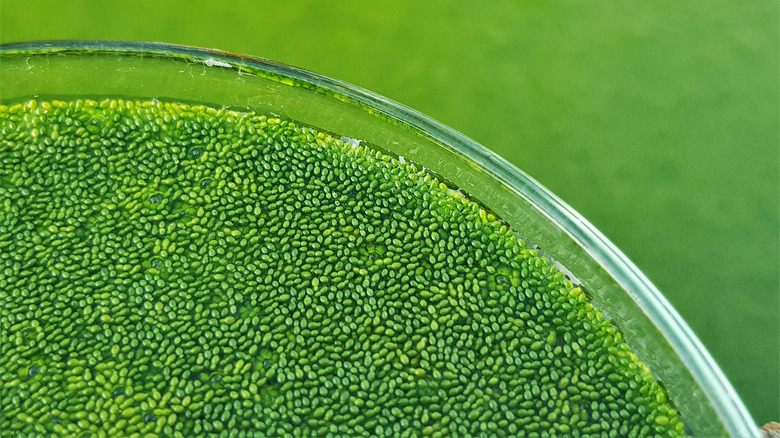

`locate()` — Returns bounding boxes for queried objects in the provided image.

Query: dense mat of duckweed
[0,99,684,437]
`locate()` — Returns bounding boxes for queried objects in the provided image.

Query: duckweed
[0,99,685,437]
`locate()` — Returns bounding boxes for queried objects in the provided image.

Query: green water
[0,0,777,425]
[0,98,684,436]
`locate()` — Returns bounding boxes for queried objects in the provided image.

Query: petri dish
[0,41,758,436]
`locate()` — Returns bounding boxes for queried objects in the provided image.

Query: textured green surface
[1,99,683,436]
[0,0,777,424]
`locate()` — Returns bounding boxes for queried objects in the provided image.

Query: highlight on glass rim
[0,41,762,437]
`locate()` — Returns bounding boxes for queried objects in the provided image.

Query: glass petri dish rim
[0,40,758,436]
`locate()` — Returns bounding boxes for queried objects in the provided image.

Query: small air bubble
[340,136,362,147]
[26,365,40,380]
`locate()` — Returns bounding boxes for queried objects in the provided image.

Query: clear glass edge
[0,40,760,436]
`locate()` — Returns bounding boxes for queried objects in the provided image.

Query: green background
[1,0,777,425]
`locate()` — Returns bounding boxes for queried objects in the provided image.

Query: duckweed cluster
[0,99,685,437]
